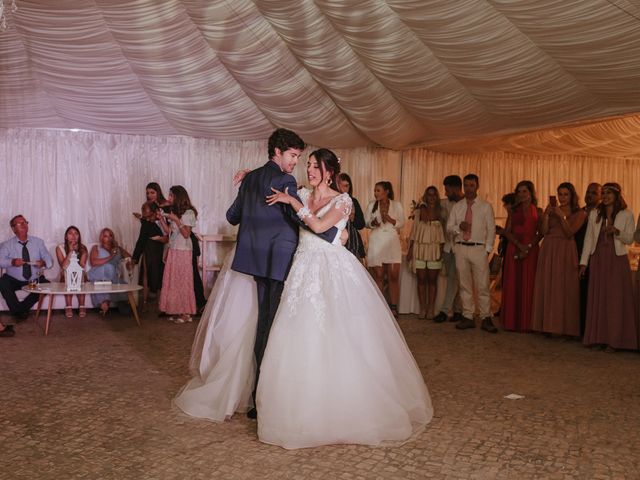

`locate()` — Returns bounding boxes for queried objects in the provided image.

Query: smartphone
[549,195,557,207]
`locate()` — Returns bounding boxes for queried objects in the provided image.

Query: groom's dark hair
[268,128,306,159]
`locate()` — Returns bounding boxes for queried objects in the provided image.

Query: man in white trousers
[446,174,498,333]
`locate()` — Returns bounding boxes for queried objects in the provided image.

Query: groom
[226,128,338,419]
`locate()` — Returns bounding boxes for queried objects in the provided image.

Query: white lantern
[65,252,84,292]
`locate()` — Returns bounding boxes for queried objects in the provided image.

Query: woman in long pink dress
[158,185,198,324]
[579,183,638,351]
[500,181,542,332]
[531,183,587,336]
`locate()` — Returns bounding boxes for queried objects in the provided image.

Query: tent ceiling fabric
[1,0,640,155]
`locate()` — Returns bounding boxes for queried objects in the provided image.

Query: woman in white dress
[175,148,432,449]
[364,181,405,317]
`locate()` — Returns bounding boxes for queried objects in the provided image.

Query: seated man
[0,215,53,327]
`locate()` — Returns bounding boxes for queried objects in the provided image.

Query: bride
[175,148,433,449]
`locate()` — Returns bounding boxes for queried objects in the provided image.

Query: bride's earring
[326,177,332,186]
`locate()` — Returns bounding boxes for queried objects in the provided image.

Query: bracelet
[297,206,312,220]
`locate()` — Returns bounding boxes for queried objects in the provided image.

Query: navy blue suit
[226,160,337,404]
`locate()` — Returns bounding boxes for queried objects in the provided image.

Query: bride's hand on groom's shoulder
[266,186,291,206]
[232,169,251,186]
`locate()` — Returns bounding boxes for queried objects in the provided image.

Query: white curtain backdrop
[1,128,639,261]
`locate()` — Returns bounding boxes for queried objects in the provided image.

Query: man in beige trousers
[446,174,498,333]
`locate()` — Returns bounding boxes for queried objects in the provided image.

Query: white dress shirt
[441,197,460,253]
[446,197,496,254]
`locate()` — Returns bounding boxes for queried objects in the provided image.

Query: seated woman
[87,228,133,315]
[56,226,89,318]
[131,202,167,311]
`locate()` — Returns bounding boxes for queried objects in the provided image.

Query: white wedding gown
[173,248,257,420]
[175,189,433,448]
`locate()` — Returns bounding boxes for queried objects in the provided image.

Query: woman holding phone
[531,183,586,337]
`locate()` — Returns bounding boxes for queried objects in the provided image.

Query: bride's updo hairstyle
[310,148,341,193]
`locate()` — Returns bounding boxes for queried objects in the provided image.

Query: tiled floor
[1,308,638,479]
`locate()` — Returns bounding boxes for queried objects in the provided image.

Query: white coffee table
[23,282,143,335]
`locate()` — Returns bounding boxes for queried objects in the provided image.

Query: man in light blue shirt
[0,215,53,328]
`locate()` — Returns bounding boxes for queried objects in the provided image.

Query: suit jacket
[579,208,635,266]
[227,160,336,281]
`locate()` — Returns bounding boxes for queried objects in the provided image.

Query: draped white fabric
[2,129,640,260]
[1,1,640,154]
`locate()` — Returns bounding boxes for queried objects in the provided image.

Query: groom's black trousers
[253,276,285,400]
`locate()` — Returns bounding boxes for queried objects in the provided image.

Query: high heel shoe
[64,306,73,318]
[79,307,87,318]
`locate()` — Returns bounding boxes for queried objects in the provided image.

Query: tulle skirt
[256,231,433,449]
[174,251,257,420]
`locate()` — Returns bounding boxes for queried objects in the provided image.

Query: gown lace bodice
[297,188,352,247]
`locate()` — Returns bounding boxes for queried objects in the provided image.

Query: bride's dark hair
[310,148,341,192]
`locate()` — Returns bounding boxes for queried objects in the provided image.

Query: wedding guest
[407,186,445,319]
[579,183,637,351]
[433,175,464,323]
[0,215,53,323]
[132,182,171,218]
[365,181,405,317]
[500,181,542,332]
[531,183,586,337]
[447,174,498,333]
[87,228,133,315]
[633,212,640,349]
[158,185,198,324]
[574,183,602,337]
[134,182,205,311]
[493,193,517,316]
[337,173,366,261]
[495,193,517,261]
[131,202,167,311]
[56,226,89,318]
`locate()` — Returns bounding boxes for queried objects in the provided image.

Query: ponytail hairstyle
[372,181,394,213]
